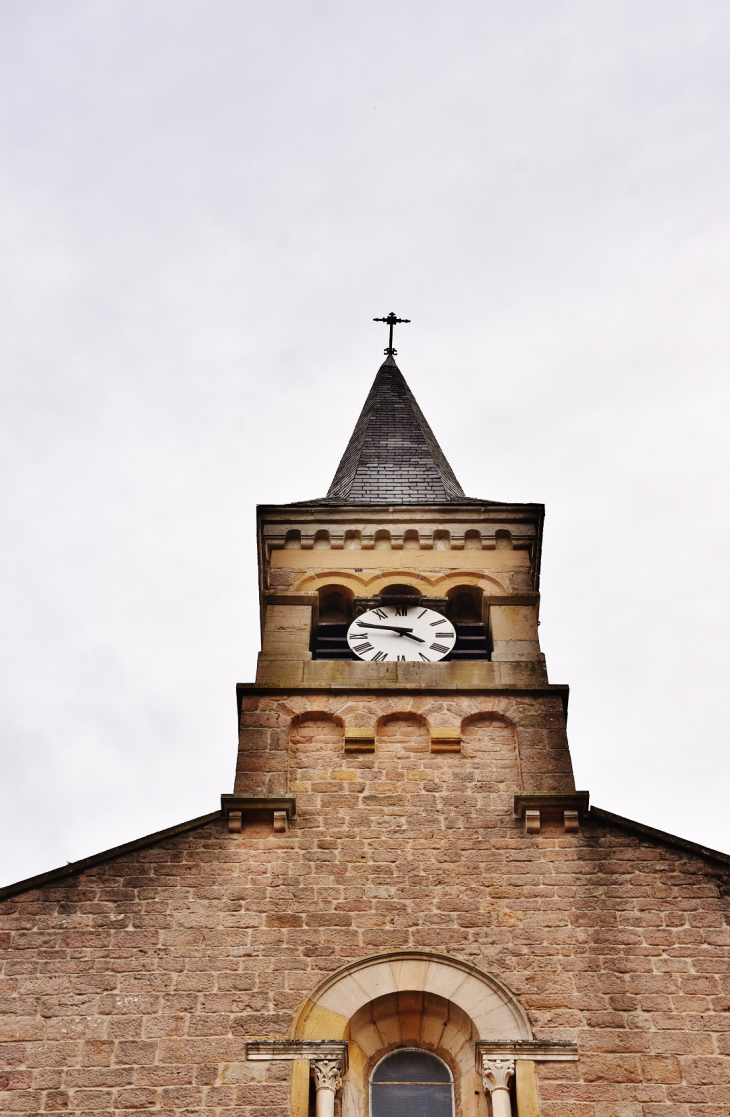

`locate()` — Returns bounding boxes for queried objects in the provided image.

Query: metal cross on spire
[373,311,410,357]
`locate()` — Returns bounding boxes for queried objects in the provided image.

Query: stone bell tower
[220,342,587,1117]
[226,351,580,813]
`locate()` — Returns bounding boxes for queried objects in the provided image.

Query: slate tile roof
[318,356,467,504]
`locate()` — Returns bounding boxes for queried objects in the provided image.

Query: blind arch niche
[371,1049,454,1117]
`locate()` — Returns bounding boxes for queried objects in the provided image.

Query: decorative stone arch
[460,711,522,795]
[375,711,430,757]
[429,571,507,595]
[294,570,435,595]
[317,583,354,623]
[289,711,344,747]
[291,570,509,596]
[366,571,435,595]
[293,950,532,1041]
[291,951,532,1117]
[460,710,517,731]
[295,571,371,593]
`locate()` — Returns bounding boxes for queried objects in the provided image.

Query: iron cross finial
[373,311,410,356]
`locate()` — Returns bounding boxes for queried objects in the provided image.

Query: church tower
[228,345,580,815]
[222,335,588,1116]
[2,322,729,1117]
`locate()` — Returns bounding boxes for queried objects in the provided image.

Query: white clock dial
[347,604,456,663]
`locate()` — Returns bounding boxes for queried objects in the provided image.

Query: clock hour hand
[395,630,426,643]
[355,623,426,644]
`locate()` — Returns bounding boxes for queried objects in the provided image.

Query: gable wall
[2,720,729,1116]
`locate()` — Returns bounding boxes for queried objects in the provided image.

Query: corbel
[221,795,297,834]
[514,792,589,834]
[430,728,461,753]
[344,727,375,752]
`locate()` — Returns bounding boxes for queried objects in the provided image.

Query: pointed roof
[324,356,466,504]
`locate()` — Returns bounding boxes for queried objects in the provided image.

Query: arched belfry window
[370,1050,454,1117]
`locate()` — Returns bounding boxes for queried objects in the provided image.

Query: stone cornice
[476,1040,578,1063]
[514,792,590,819]
[238,682,569,703]
[221,795,297,819]
[257,502,544,521]
[246,1040,348,1072]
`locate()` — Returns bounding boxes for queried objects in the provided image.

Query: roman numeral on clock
[373,608,386,619]
[353,642,374,655]
[395,605,408,616]
[372,650,388,662]
[435,632,454,640]
[418,652,430,661]
[430,643,449,654]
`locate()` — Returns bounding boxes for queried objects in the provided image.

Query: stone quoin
[1,341,729,1117]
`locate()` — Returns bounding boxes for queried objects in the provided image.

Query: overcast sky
[1,1,729,886]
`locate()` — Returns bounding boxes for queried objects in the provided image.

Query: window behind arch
[371,1050,454,1117]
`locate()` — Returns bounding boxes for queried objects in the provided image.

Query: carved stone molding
[246,1040,348,1070]
[481,1056,515,1092]
[476,1039,578,1064]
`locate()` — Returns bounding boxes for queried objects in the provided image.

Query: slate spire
[326,355,466,504]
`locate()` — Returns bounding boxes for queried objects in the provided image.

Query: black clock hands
[355,622,426,644]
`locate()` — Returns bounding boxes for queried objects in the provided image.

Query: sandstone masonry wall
[2,707,729,1117]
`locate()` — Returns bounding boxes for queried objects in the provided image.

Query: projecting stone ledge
[476,1040,578,1063]
[251,657,555,691]
[246,1041,348,1069]
[514,791,590,834]
[221,794,297,834]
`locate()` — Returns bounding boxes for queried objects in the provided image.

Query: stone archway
[293,951,532,1043]
[291,951,532,1117]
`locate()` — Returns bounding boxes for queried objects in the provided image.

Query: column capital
[481,1055,515,1093]
[311,1056,343,1093]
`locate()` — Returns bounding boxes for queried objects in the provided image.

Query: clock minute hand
[356,623,426,644]
[357,622,412,633]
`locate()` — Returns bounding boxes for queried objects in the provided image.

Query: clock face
[347,605,456,663]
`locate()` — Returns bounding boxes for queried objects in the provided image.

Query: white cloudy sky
[1,1,730,886]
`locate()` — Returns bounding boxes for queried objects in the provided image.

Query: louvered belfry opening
[312,586,492,661]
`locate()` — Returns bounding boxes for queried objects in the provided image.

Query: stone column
[482,1056,515,1117]
[311,1057,343,1117]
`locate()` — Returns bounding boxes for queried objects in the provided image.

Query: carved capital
[481,1056,515,1093]
[311,1057,343,1093]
